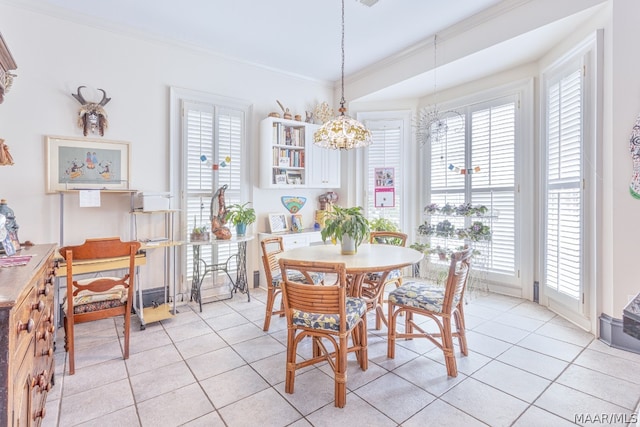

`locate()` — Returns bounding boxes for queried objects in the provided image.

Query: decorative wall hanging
[71,86,111,136]
[415,35,464,146]
[448,164,481,174]
[0,138,14,165]
[281,196,306,213]
[200,154,231,171]
[45,135,130,193]
[629,113,640,199]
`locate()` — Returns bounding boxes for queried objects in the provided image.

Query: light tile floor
[42,287,640,427]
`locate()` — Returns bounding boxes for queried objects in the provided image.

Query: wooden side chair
[387,246,473,377]
[279,259,368,408]
[260,237,323,331]
[363,231,408,329]
[60,237,141,375]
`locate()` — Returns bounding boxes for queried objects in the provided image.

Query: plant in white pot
[321,205,370,254]
[225,202,256,237]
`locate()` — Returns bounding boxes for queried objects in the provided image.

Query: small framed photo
[268,213,289,233]
[291,214,303,232]
[286,171,303,185]
[275,174,287,185]
[45,135,130,193]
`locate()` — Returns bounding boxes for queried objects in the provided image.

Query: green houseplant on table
[321,205,370,254]
[225,202,256,237]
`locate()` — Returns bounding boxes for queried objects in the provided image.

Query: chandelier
[314,0,372,150]
[415,34,463,146]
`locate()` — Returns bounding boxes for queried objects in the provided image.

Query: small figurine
[276,100,292,120]
[305,111,313,123]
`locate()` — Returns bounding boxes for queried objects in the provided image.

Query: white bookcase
[259,117,340,189]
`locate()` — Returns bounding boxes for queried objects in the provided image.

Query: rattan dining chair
[387,246,473,377]
[279,258,368,408]
[260,237,324,331]
[363,231,408,330]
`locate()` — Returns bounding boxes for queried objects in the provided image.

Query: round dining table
[278,243,424,328]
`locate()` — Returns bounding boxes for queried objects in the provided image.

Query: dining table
[277,243,424,328]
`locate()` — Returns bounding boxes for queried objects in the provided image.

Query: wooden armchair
[279,259,368,408]
[60,237,140,375]
[260,237,323,331]
[387,246,473,377]
[363,231,408,329]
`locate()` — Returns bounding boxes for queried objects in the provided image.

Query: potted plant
[321,205,370,254]
[190,225,210,242]
[225,202,256,237]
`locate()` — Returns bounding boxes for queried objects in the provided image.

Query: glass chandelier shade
[314,0,372,150]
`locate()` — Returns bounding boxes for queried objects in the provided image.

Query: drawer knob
[37,329,50,341]
[40,347,54,358]
[33,406,46,420]
[38,285,50,297]
[17,318,34,334]
[31,300,45,312]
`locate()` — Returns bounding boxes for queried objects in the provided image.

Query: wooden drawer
[12,286,37,362]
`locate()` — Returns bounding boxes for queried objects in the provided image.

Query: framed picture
[274,174,287,185]
[291,214,303,232]
[268,213,289,233]
[286,171,303,185]
[45,135,130,193]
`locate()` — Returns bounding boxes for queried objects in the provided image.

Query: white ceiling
[4,0,604,100]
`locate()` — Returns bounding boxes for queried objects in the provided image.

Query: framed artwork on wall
[45,135,130,193]
[268,213,288,233]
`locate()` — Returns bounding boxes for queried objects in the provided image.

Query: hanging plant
[435,220,456,238]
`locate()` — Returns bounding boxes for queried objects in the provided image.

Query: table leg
[236,241,250,302]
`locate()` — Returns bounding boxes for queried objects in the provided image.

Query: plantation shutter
[544,67,583,299]
[183,102,244,283]
[427,98,517,276]
[365,121,402,229]
[470,102,516,274]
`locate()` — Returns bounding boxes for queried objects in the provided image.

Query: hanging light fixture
[415,34,463,146]
[314,0,372,150]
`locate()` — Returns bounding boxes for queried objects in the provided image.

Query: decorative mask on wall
[71,86,111,137]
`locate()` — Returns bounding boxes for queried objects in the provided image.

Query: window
[178,96,248,289]
[364,120,403,228]
[426,96,518,279]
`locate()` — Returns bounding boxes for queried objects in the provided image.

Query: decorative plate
[281,196,306,214]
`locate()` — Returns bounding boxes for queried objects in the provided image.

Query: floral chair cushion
[62,278,128,315]
[272,271,324,288]
[365,268,401,283]
[388,281,460,313]
[291,297,367,332]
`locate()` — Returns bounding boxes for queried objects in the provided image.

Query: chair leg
[387,302,396,359]
[285,329,297,394]
[263,286,275,331]
[335,335,348,408]
[442,316,458,377]
[123,312,131,359]
[66,316,75,375]
[454,305,468,356]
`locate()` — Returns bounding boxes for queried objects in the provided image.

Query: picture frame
[286,171,303,185]
[268,213,289,233]
[274,174,287,185]
[291,214,303,232]
[45,135,130,193]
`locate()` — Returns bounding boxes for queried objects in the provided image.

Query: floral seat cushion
[388,281,460,313]
[62,278,128,315]
[365,268,401,282]
[272,271,324,288]
[291,297,367,332]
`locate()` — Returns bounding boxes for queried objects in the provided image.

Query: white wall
[0,4,335,290]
